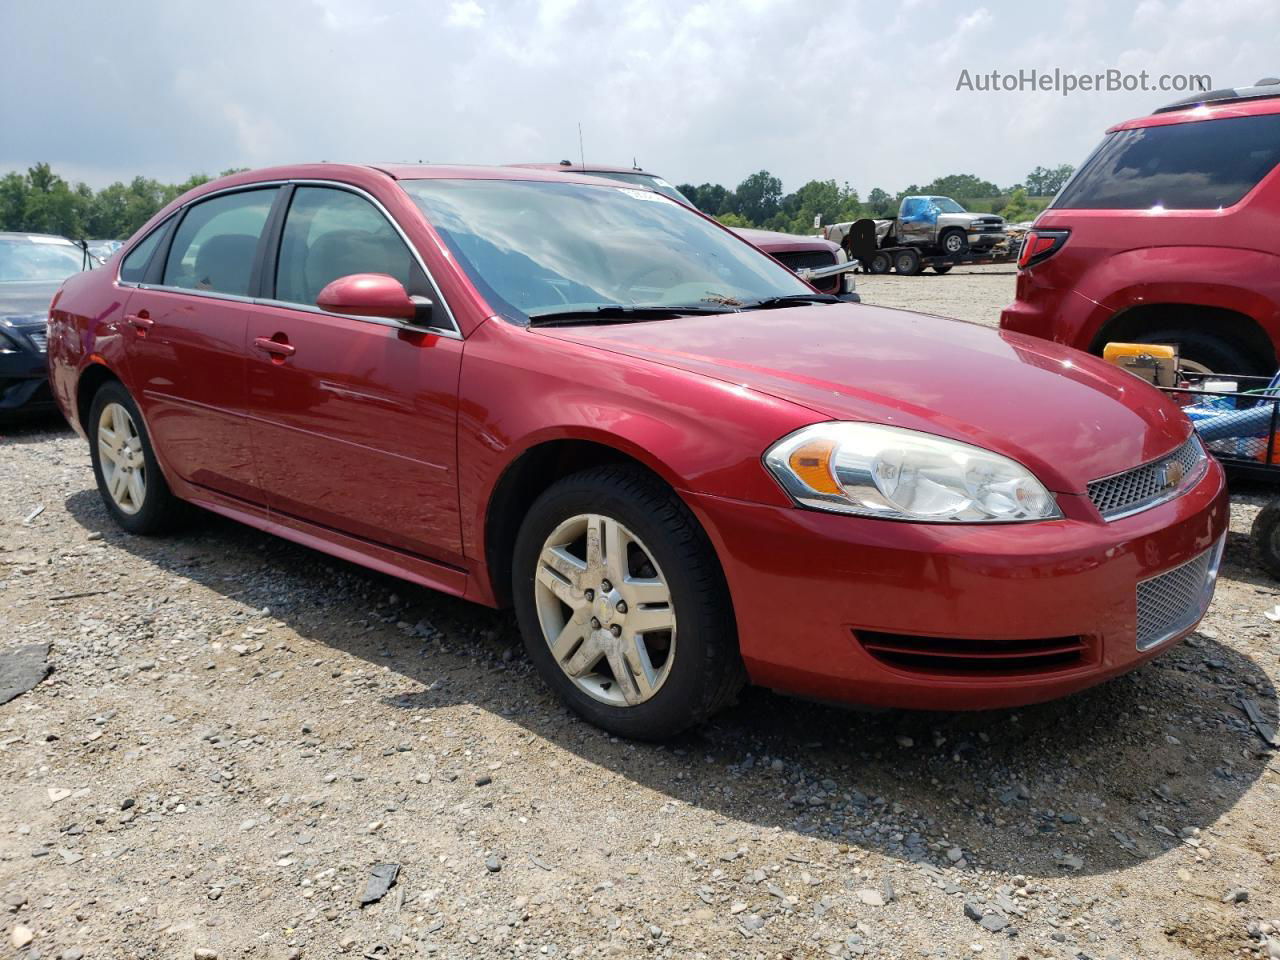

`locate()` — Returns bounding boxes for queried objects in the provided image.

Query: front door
[121,187,278,503]
[243,184,464,563]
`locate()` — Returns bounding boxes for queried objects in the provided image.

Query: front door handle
[253,335,296,360]
[125,311,154,336]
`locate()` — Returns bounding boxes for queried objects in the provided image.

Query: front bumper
[0,332,54,414]
[968,230,1007,248]
[686,458,1227,710]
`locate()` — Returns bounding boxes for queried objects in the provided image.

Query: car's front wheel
[88,381,188,535]
[513,465,743,740]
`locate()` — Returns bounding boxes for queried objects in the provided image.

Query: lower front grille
[1135,538,1223,651]
[855,631,1088,675]
[773,250,840,293]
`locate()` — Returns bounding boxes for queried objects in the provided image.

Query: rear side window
[1054,113,1280,210]
[162,189,276,296]
[119,221,167,283]
[273,186,425,305]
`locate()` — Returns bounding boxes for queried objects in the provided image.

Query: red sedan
[47,164,1228,739]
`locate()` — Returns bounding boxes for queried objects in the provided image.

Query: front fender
[456,318,820,595]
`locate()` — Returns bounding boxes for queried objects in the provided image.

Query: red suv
[48,164,1226,739]
[1002,79,1280,375]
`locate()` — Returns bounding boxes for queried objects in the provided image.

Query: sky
[2,0,1277,196]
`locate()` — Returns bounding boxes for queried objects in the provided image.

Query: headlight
[0,329,19,354]
[764,422,1061,522]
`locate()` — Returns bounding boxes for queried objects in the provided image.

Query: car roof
[508,162,660,176]
[0,231,76,243]
[1113,79,1280,131]
[1155,77,1280,114]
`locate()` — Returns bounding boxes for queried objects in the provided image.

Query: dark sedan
[1,232,90,416]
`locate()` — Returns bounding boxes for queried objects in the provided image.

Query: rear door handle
[253,336,296,358]
[125,312,154,335]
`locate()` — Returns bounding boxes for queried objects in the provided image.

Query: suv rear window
[1054,113,1280,210]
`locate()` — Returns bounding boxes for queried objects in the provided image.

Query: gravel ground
[3,270,1280,960]
[854,264,1016,328]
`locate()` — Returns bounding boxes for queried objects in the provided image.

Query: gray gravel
[2,269,1279,958]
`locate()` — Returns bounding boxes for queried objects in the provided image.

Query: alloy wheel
[533,513,677,707]
[97,402,147,515]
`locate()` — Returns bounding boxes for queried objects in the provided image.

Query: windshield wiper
[739,293,840,310]
[528,304,735,327]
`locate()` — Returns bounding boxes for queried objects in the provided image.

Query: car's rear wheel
[1132,329,1262,377]
[512,465,743,740]
[88,381,188,535]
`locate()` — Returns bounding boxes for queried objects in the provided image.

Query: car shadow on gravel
[0,411,72,445]
[64,488,1278,882]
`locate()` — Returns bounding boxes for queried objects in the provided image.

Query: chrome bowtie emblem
[1157,459,1185,489]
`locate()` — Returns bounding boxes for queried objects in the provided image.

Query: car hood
[731,227,838,254]
[536,304,1191,494]
[0,280,61,323]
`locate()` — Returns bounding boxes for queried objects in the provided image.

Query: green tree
[864,187,895,217]
[715,212,750,228]
[679,182,730,217]
[1000,187,1038,223]
[916,173,1000,202]
[1024,163,1074,196]
[732,170,783,226]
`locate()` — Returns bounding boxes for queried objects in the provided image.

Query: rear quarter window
[1054,113,1280,210]
[119,221,167,283]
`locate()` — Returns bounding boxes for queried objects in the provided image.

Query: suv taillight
[1017,229,1069,269]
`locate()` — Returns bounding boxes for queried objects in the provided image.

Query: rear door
[243,183,465,562]
[120,187,278,502]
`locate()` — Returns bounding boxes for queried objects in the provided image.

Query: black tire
[512,465,744,740]
[1132,328,1263,377]
[939,228,968,256]
[88,380,189,535]
[893,248,922,275]
[1253,501,1280,580]
[932,263,953,275]
[867,252,891,274]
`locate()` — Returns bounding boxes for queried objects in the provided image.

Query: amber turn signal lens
[787,439,841,494]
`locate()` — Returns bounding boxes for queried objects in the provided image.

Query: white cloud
[446,0,486,28]
[1,0,1278,196]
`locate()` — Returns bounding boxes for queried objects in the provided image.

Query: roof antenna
[578,122,585,168]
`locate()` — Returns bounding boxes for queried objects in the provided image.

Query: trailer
[824,198,1022,275]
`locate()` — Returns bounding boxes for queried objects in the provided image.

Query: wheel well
[76,364,120,429]
[484,440,665,608]
[1089,304,1275,368]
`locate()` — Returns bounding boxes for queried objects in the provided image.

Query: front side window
[274,186,424,305]
[1054,113,1280,210]
[162,189,276,296]
[401,178,812,322]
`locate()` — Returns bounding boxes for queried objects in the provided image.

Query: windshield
[0,237,85,283]
[580,171,693,205]
[929,197,967,214]
[402,179,813,322]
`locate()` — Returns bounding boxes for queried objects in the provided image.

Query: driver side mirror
[316,273,433,326]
